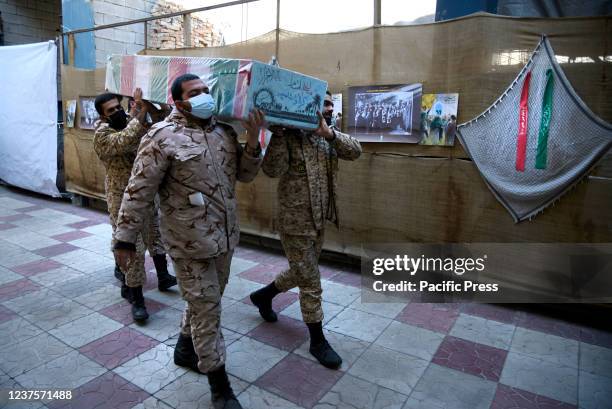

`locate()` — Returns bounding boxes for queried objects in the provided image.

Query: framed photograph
[348,83,422,143]
[65,99,76,128]
[78,96,99,130]
[419,93,459,146]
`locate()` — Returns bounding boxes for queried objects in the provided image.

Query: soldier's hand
[314,111,334,140]
[133,87,143,103]
[115,248,136,272]
[242,109,266,149]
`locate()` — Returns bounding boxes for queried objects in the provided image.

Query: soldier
[114,74,265,409]
[94,89,177,322]
[249,90,362,369]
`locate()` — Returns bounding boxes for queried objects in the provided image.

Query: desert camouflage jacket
[262,127,361,236]
[115,109,262,259]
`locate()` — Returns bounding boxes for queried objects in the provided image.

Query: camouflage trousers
[274,231,324,323]
[108,190,166,287]
[172,250,233,373]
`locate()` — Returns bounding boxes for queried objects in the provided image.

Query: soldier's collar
[168,108,217,133]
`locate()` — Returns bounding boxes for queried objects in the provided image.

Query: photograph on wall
[78,96,99,130]
[348,83,422,143]
[65,99,76,128]
[332,93,343,130]
[419,93,459,146]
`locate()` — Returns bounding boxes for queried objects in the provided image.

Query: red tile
[0,279,41,302]
[11,259,64,276]
[0,213,33,222]
[51,230,93,242]
[328,271,361,287]
[79,327,160,369]
[99,299,168,326]
[48,371,150,409]
[0,304,17,324]
[33,243,79,257]
[241,291,299,313]
[239,263,286,285]
[247,315,309,351]
[17,205,45,213]
[515,312,582,341]
[395,303,460,333]
[461,303,517,324]
[67,220,105,229]
[255,354,343,408]
[0,223,16,231]
[580,327,612,349]
[432,336,507,382]
[491,384,577,409]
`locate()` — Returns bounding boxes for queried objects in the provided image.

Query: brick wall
[0,0,61,45]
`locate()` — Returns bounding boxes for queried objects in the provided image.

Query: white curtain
[0,41,61,197]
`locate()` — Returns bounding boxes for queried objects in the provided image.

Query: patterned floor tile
[283,301,344,328]
[47,371,150,409]
[326,308,391,342]
[3,229,62,251]
[67,220,104,229]
[82,223,113,237]
[239,263,286,284]
[510,328,579,369]
[27,208,88,225]
[348,290,407,319]
[49,312,124,348]
[0,316,44,348]
[11,259,64,277]
[327,271,361,288]
[580,326,612,349]
[578,370,612,409]
[50,248,115,273]
[230,257,259,275]
[0,213,33,222]
[0,222,16,231]
[73,284,125,310]
[144,287,184,309]
[129,307,182,342]
[223,276,265,301]
[241,290,299,313]
[34,243,79,258]
[48,270,116,298]
[221,300,266,334]
[80,327,160,369]
[51,230,93,243]
[432,336,508,382]
[28,266,87,288]
[0,243,44,268]
[0,278,41,302]
[16,350,107,390]
[23,299,94,331]
[0,304,17,324]
[113,343,188,394]
[154,371,248,409]
[320,280,361,306]
[348,344,428,396]
[248,315,309,351]
[0,332,72,377]
[226,336,288,382]
[314,373,407,409]
[255,353,343,408]
[294,329,370,371]
[0,378,46,408]
[579,342,612,378]
[395,302,460,333]
[0,266,22,285]
[461,303,518,324]
[515,312,582,341]
[500,351,578,405]
[450,313,516,350]
[3,287,66,315]
[404,364,498,409]
[100,299,168,326]
[490,383,577,409]
[132,396,174,409]
[239,385,303,409]
[375,320,444,361]
[0,197,35,209]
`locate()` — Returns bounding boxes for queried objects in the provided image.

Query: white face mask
[188,93,216,119]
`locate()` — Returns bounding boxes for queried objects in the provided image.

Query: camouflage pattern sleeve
[331,130,362,161]
[262,134,289,178]
[114,133,169,245]
[93,118,145,162]
[236,142,263,183]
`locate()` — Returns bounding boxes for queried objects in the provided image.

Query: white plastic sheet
[0,41,60,197]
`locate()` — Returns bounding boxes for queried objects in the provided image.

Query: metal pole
[143,21,147,51]
[184,14,192,47]
[275,0,280,61]
[374,0,381,25]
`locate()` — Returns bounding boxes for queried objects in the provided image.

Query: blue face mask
[189,93,216,120]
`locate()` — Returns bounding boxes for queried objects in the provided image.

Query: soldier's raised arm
[329,129,362,161]
[93,119,145,161]
[236,109,265,182]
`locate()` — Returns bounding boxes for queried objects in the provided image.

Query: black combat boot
[207,365,242,409]
[249,282,280,322]
[173,333,201,373]
[129,286,149,322]
[307,322,342,369]
[152,254,177,291]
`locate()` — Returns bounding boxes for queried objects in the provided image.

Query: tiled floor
[0,184,611,409]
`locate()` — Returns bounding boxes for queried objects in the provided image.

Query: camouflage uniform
[262,127,361,323]
[94,117,161,287]
[114,109,262,373]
